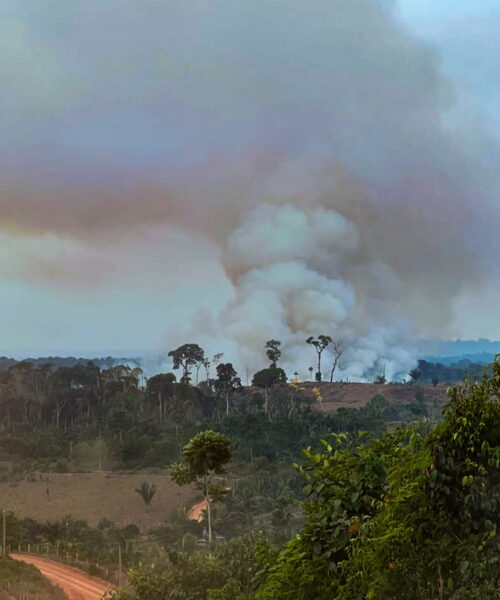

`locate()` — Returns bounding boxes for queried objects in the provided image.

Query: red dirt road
[188,498,207,522]
[10,554,113,600]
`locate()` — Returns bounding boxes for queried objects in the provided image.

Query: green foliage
[214,363,242,415]
[108,534,269,600]
[419,359,485,384]
[182,430,232,477]
[252,368,287,389]
[257,358,500,600]
[0,558,66,599]
[171,430,232,542]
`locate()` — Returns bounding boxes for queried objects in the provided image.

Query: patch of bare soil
[302,381,449,413]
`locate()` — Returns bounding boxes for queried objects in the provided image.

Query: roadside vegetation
[0,557,66,600]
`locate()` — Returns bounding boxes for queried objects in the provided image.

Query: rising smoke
[0,0,497,376]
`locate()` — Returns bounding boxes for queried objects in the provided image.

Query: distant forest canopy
[416,359,488,384]
[0,355,140,372]
[0,352,490,384]
[417,337,500,359]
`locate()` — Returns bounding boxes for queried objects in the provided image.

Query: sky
[1,0,499,374]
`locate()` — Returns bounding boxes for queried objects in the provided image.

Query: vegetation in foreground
[107,358,500,599]
[0,557,66,600]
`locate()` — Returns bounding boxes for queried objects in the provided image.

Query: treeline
[0,355,137,372]
[0,355,435,471]
[415,358,486,384]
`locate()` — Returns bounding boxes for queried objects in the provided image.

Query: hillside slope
[302,381,448,413]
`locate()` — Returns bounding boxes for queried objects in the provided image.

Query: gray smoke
[0,1,498,372]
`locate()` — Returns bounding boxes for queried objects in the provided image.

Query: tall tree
[146,372,176,421]
[214,363,242,416]
[170,430,232,543]
[252,367,287,417]
[306,335,332,382]
[168,344,205,383]
[265,340,282,368]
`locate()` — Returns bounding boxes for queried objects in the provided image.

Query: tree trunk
[204,471,213,544]
[330,356,340,383]
[438,563,444,600]
[206,494,212,543]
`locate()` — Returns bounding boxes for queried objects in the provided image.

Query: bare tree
[329,341,343,383]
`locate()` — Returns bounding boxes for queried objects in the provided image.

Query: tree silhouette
[306,335,332,382]
[329,340,343,382]
[214,363,242,416]
[409,368,422,383]
[265,340,282,368]
[135,481,157,507]
[168,344,205,383]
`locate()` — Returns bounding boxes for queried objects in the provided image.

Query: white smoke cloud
[0,0,499,371]
[174,203,415,381]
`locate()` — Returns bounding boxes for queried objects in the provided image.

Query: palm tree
[135,481,157,507]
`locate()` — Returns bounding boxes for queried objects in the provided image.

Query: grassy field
[0,383,448,530]
[0,471,196,529]
[0,557,66,599]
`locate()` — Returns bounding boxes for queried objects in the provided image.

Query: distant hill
[417,338,500,358]
[422,352,496,366]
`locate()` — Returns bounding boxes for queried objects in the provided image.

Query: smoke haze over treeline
[1,1,499,378]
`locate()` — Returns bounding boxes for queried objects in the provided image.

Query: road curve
[188,498,207,522]
[10,554,113,600]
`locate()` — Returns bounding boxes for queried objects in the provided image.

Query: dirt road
[188,498,207,522]
[10,554,113,600]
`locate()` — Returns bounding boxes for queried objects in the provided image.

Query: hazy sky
[1,0,499,358]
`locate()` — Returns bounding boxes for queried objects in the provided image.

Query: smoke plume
[1,0,498,373]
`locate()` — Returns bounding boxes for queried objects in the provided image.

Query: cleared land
[0,383,447,527]
[0,471,195,528]
[305,382,449,412]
